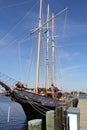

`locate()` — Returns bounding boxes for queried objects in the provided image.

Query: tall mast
[35,0,42,93]
[45,4,49,91]
[52,13,55,85]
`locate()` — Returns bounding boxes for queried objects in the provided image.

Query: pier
[28,98,87,130]
[78,99,87,130]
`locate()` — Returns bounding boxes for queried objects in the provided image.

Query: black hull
[0,81,78,130]
[10,90,64,130]
[20,102,54,130]
[0,81,65,130]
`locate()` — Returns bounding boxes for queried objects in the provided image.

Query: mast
[52,13,55,85]
[45,4,49,91]
[35,0,42,93]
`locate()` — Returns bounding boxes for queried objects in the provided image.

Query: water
[0,96,27,130]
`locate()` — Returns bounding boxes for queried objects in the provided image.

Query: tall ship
[0,0,78,130]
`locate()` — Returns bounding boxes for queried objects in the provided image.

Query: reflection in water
[0,96,27,130]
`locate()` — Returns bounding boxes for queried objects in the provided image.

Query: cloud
[61,65,81,73]
[59,49,80,61]
[66,20,87,38]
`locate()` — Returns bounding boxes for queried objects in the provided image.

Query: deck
[78,99,87,130]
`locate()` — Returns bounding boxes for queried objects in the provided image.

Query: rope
[0,1,39,42]
[55,51,64,91]
[0,1,30,9]
[54,9,68,90]
[28,100,46,116]
[39,35,46,87]
[0,72,17,86]
[29,99,51,111]
[25,96,52,116]
[20,36,37,84]
[62,9,68,40]
[30,101,46,113]
[18,43,22,81]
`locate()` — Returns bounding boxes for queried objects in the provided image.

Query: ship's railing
[0,72,17,88]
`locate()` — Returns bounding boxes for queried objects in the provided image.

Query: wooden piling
[55,107,63,130]
[28,119,42,130]
[46,110,55,130]
[46,108,63,130]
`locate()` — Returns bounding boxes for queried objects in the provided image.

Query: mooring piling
[28,119,42,130]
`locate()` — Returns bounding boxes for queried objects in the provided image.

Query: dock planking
[78,99,87,130]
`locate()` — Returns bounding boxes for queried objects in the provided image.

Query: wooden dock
[78,99,87,130]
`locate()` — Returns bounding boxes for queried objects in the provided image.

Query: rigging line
[20,35,37,82]
[39,38,46,86]
[17,35,37,84]
[62,8,68,41]
[49,38,53,85]
[29,101,47,113]
[42,0,52,23]
[25,96,48,114]
[0,38,18,54]
[0,0,39,42]
[5,80,16,87]
[27,101,46,116]
[48,25,52,83]
[25,96,51,111]
[55,48,64,91]
[18,43,22,81]
[18,37,36,83]
[3,78,14,83]
[0,72,17,85]
[22,8,68,42]
[0,1,30,9]
[30,100,51,111]
[0,34,37,55]
[25,39,37,85]
[53,11,67,90]
[53,11,68,89]
[0,33,22,52]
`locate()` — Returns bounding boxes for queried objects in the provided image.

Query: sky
[0,0,87,92]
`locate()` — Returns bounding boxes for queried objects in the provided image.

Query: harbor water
[0,96,27,130]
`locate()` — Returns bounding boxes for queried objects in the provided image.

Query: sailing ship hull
[0,81,79,130]
[10,90,64,130]
[18,102,50,130]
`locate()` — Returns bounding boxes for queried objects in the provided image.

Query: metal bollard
[28,119,42,130]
